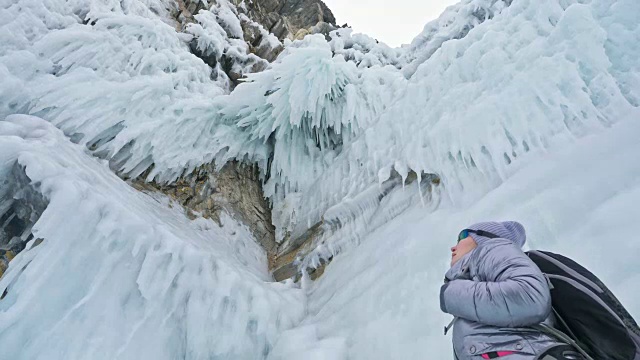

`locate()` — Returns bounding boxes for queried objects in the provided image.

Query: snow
[329,28,403,69]
[214,34,406,240]
[0,115,305,360]
[269,114,640,360]
[0,0,639,358]
[238,13,282,50]
[186,0,280,83]
[401,0,512,78]
[278,0,640,248]
[0,0,276,184]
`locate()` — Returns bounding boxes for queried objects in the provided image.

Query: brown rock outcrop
[132,162,278,261]
[233,0,336,41]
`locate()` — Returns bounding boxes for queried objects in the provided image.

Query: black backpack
[526,250,640,360]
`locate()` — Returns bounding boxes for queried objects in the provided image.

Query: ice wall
[0,0,638,358]
[214,34,407,239]
[402,0,513,78]
[0,115,305,360]
[3,0,638,237]
[0,0,276,184]
[284,0,640,262]
[268,106,640,360]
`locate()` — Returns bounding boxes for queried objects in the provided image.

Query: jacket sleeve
[440,242,551,327]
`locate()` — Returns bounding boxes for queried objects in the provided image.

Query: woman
[440,221,584,360]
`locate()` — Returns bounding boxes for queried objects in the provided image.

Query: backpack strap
[533,323,594,360]
[551,306,579,342]
[444,317,456,335]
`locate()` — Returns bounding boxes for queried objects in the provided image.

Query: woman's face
[450,236,477,266]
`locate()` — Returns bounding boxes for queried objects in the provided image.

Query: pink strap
[481,351,516,359]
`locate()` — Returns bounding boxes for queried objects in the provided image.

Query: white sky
[322,0,459,47]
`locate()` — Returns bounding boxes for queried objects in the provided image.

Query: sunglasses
[457,229,500,243]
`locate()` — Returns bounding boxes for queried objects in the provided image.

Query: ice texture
[329,28,403,69]
[401,0,513,78]
[186,0,281,83]
[270,116,640,359]
[7,0,638,241]
[0,0,639,358]
[280,0,640,251]
[214,34,406,239]
[0,115,305,360]
[0,0,269,184]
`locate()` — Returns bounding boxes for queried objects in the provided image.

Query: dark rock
[132,161,278,259]
[234,0,337,41]
[189,39,218,69]
[174,0,208,27]
[272,262,298,282]
[0,163,48,279]
[309,21,337,40]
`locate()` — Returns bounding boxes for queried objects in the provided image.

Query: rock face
[173,0,337,90]
[175,0,336,41]
[0,163,47,279]
[159,0,341,278]
[0,0,341,283]
[233,0,337,41]
[175,0,284,89]
[133,162,278,262]
[239,15,282,62]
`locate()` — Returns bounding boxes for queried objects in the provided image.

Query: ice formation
[186,1,282,84]
[270,116,640,359]
[401,0,514,78]
[0,115,305,359]
[0,0,278,183]
[214,34,407,239]
[0,0,639,358]
[274,0,640,256]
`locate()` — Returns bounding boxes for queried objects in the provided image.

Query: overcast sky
[322,0,459,47]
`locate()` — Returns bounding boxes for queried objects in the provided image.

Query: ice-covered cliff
[0,0,639,358]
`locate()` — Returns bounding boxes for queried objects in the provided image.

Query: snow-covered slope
[0,0,639,358]
[0,115,304,359]
[269,114,640,360]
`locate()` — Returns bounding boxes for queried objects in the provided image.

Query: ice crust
[270,117,640,359]
[276,0,640,251]
[0,115,305,360]
[0,0,275,183]
[5,0,637,241]
[0,0,639,358]
[401,0,513,78]
[213,34,407,239]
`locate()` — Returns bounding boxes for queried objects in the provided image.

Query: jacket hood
[467,221,526,248]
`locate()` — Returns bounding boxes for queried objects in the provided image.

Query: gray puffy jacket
[440,238,562,359]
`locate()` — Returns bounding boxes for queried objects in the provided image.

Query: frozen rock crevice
[0,163,47,279]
